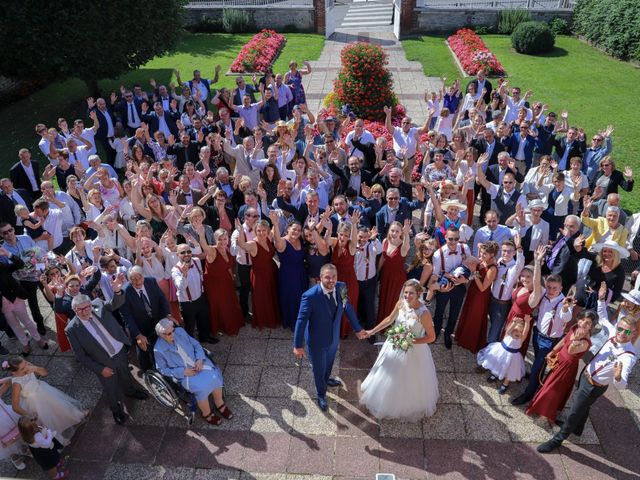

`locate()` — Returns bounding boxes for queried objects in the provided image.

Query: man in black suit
[174,175,203,206]
[375,187,425,238]
[542,214,581,294]
[119,267,170,371]
[9,149,40,200]
[87,97,118,164]
[478,151,524,222]
[329,156,374,197]
[552,127,586,171]
[232,76,259,106]
[66,277,149,425]
[117,90,143,136]
[466,69,492,104]
[167,132,203,171]
[141,101,180,139]
[277,190,324,226]
[0,179,32,234]
[471,128,505,166]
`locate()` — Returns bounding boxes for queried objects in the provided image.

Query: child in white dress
[477,316,530,394]
[5,357,87,446]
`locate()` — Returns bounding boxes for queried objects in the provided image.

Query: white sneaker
[11,456,26,470]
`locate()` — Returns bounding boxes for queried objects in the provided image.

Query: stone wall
[184,7,315,31]
[409,7,573,34]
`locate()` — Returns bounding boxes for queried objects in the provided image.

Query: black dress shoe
[444,335,452,350]
[317,396,328,411]
[327,378,342,387]
[126,390,149,400]
[113,410,127,425]
[537,439,562,453]
[200,336,219,344]
[511,394,531,406]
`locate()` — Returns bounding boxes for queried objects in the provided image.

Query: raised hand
[383,106,391,115]
[534,245,547,264]
[598,281,608,301]
[350,209,362,225]
[86,97,95,109]
[624,166,633,179]
[402,219,412,235]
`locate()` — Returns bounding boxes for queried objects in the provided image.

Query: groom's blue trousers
[308,343,338,397]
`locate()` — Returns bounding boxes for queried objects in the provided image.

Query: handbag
[0,403,20,447]
[539,353,559,385]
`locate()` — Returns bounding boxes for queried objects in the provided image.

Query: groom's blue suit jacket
[293,282,362,351]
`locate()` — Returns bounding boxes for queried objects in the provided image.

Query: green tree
[0,0,186,96]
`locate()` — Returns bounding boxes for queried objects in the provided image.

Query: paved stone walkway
[302,29,442,125]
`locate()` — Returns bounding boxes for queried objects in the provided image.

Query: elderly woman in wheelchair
[153,318,233,425]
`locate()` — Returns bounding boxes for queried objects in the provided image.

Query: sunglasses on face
[617,326,633,335]
[446,237,459,241]
[178,250,192,255]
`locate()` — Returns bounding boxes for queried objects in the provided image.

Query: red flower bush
[230,30,286,73]
[447,29,506,76]
[332,43,397,121]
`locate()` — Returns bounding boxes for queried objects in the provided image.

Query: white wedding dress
[360,302,439,420]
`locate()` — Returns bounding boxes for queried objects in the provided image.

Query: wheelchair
[143,346,219,425]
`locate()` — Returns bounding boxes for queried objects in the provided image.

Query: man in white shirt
[41,181,80,249]
[538,312,636,453]
[345,120,375,161]
[431,225,471,349]
[384,106,430,182]
[231,207,259,320]
[298,169,333,210]
[64,137,93,170]
[33,198,66,254]
[512,247,573,405]
[472,210,513,256]
[487,239,524,343]
[354,226,382,334]
[72,116,99,156]
[170,244,215,343]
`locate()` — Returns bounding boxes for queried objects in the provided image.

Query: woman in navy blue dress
[270,211,307,330]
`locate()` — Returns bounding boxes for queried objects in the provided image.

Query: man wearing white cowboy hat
[581,197,629,249]
[426,189,473,245]
[505,199,549,264]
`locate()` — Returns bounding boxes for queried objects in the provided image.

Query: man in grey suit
[65,274,148,425]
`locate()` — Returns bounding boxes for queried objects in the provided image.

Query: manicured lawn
[402,35,459,83]
[402,34,640,211]
[0,32,324,174]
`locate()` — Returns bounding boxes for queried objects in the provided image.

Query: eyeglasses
[503,181,515,184]
[76,305,92,313]
[245,214,259,218]
[446,237,459,241]
[602,164,612,167]
[165,329,175,336]
[592,138,602,142]
[387,197,400,201]
[178,250,192,255]
[617,326,633,335]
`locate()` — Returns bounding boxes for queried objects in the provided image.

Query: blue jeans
[523,327,561,399]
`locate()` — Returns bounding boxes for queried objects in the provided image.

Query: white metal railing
[418,0,575,8]
[185,0,313,7]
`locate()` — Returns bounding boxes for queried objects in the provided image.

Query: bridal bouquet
[385,322,417,352]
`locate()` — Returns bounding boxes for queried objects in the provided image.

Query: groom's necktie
[327,292,337,312]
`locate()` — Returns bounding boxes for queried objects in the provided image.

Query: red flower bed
[230,30,286,73]
[447,29,506,76]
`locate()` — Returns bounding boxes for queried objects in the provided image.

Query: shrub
[497,8,532,35]
[548,17,570,35]
[332,43,397,121]
[573,0,640,61]
[222,9,254,33]
[474,25,493,35]
[511,21,556,55]
[186,18,223,33]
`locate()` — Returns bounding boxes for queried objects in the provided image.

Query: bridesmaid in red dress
[455,241,498,353]
[502,266,537,357]
[526,313,594,424]
[328,212,359,338]
[376,220,411,325]
[235,218,280,329]
[198,226,245,336]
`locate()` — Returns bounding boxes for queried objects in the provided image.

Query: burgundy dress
[455,264,497,353]
[376,241,407,325]
[503,287,536,357]
[332,244,359,337]
[526,326,591,422]
[250,241,280,329]
[204,250,245,336]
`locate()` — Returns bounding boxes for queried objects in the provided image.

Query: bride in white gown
[360,279,439,420]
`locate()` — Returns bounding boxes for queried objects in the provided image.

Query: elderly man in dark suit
[9,149,40,200]
[119,266,170,371]
[141,100,180,139]
[542,214,582,294]
[66,274,148,425]
[376,186,425,239]
[466,69,492,104]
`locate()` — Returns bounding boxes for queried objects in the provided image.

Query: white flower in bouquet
[385,321,417,352]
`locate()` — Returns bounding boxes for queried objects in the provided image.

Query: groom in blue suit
[293,263,366,411]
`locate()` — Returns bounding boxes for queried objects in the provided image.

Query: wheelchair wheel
[144,370,180,409]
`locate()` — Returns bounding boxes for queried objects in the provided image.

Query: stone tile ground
[1,30,639,479]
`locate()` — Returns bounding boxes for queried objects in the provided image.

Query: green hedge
[511,21,555,55]
[497,8,532,35]
[573,0,640,61]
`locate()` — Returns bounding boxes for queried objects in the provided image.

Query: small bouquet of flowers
[385,322,417,352]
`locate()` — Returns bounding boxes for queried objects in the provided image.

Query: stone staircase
[339,0,394,31]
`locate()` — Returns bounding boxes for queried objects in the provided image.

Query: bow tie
[448,251,458,256]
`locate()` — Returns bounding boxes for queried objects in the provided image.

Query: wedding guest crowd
[0,65,638,473]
